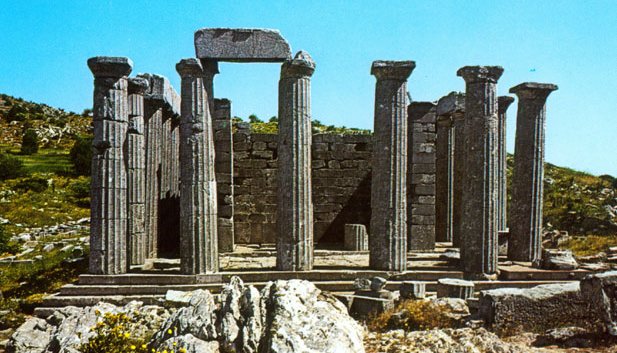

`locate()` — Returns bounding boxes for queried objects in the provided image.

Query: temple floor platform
[36,243,599,316]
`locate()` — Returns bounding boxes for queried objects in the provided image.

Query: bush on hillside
[70,135,92,176]
[20,129,39,155]
[0,154,27,180]
[0,225,19,254]
[14,176,49,193]
[68,177,91,207]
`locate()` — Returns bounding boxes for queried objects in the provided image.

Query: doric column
[369,60,415,272]
[141,86,162,259]
[176,58,219,274]
[127,77,148,265]
[87,56,132,274]
[276,51,315,271]
[457,66,504,279]
[437,92,466,247]
[408,102,437,251]
[508,82,558,263]
[497,96,514,232]
[435,101,454,243]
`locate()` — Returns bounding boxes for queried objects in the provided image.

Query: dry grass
[560,235,617,257]
[367,299,456,333]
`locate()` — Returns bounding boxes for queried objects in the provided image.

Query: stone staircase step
[54,279,576,301]
[79,270,465,286]
[40,294,164,308]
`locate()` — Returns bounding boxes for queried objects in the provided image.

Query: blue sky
[1,1,616,176]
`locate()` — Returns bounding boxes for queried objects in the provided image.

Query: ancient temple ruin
[39,27,570,308]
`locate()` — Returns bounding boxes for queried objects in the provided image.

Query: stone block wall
[408,103,437,251]
[232,128,372,244]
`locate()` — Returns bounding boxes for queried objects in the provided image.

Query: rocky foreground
[7,272,617,353]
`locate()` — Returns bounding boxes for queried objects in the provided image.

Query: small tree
[70,135,93,176]
[20,129,39,155]
[248,114,262,123]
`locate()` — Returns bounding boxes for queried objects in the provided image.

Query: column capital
[408,101,436,121]
[456,66,503,84]
[87,56,133,78]
[281,51,315,78]
[509,82,558,100]
[436,114,453,126]
[199,59,220,75]
[371,60,415,80]
[176,58,203,77]
[498,96,515,114]
[128,77,149,95]
[437,91,465,117]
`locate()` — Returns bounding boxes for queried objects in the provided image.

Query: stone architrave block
[195,28,292,62]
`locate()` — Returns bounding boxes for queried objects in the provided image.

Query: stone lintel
[195,28,292,62]
[128,77,149,95]
[498,96,515,114]
[509,82,559,98]
[436,92,465,116]
[456,66,504,83]
[87,56,133,78]
[137,73,181,117]
[371,61,416,80]
[281,51,316,77]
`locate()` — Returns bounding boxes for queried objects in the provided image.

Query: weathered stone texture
[127,77,148,265]
[369,60,414,272]
[214,99,235,252]
[408,102,437,251]
[276,51,315,271]
[176,58,219,274]
[195,28,291,62]
[497,96,514,233]
[457,66,503,279]
[479,282,603,333]
[508,82,558,263]
[87,56,132,274]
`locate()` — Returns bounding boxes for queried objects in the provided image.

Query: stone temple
[40,27,577,309]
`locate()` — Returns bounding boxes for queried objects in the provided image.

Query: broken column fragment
[508,82,558,263]
[344,224,368,251]
[194,28,291,62]
[369,60,415,272]
[87,56,132,274]
[408,102,437,251]
[176,58,219,274]
[127,77,148,265]
[457,66,503,279]
[276,51,315,271]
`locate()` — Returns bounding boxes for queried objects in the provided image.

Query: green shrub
[68,177,91,207]
[70,135,93,176]
[0,153,27,180]
[20,129,39,155]
[14,176,49,193]
[0,225,19,255]
[367,300,456,332]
